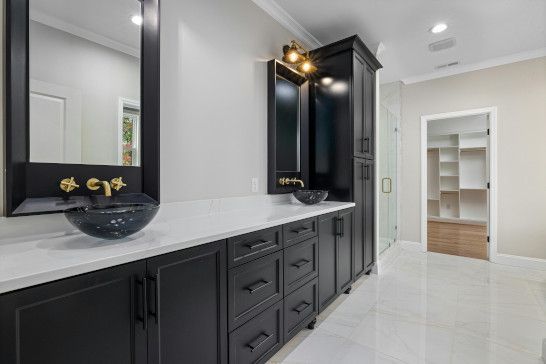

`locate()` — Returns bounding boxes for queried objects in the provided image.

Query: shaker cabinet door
[0,261,147,364]
[337,208,354,292]
[147,240,227,364]
[318,211,338,311]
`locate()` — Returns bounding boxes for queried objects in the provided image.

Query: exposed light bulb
[288,52,299,63]
[131,15,143,26]
[430,23,447,34]
[301,62,311,72]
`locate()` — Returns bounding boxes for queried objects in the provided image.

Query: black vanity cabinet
[310,35,381,275]
[0,261,148,364]
[317,208,354,312]
[146,241,227,364]
[0,210,362,364]
[0,241,227,364]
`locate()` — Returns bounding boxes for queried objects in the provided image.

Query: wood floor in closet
[428,221,488,260]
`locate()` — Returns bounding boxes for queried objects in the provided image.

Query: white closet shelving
[427,130,488,224]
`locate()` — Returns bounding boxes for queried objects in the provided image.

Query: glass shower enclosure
[378,105,398,255]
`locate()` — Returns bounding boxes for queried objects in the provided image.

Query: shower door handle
[382,178,392,193]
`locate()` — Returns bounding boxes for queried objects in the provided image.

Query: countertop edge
[0,202,355,295]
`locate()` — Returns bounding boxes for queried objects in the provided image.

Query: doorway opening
[421,107,497,260]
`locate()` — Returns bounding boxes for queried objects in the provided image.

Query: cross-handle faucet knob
[60,177,80,193]
[110,177,127,191]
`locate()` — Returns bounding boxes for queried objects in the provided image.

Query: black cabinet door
[363,64,375,159]
[337,208,354,292]
[147,240,227,364]
[363,159,375,271]
[353,54,375,160]
[353,159,365,278]
[353,54,365,158]
[0,261,147,364]
[318,211,338,311]
[353,158,375,278]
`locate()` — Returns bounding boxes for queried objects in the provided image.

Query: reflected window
[120,100,140,166]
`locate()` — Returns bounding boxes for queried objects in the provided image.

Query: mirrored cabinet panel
[29,0,142,166]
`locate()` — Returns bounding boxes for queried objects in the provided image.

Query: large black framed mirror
[5,0,160,216]
[267,60,309,194]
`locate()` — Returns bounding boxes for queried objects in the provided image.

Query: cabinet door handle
[365,165,370,180]
[293,301,311,314]
[292,259,311,269]
[336,217,343,237]
[291,227,313,235]
[363,137,370,153]
[137,277,148,330]
[246,279,272,294]
[246,239,273,251]
[247,332,273,352]
[340,217,345,238]
[148,275,159,324]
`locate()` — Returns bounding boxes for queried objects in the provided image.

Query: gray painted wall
[400,57,546,260]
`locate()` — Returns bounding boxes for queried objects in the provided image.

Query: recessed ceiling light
[131,15,143,26]
[430,23,448,34]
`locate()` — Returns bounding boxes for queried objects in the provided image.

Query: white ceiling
[272,0,546,83]
[30,0,141,55]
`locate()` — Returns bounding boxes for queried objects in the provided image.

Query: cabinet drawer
[283,217,317,247]
[284,278,318,342]
[228,226,282,268]
[228,251,283,331]
[229,300,283,364]
[284,237,318,294]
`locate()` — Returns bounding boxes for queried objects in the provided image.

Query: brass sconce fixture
[282,40,317,74]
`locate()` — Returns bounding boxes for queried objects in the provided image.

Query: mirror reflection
[29,0,141,166]
[275,76,300,172]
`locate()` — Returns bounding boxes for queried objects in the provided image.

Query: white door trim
[117,98,141,166]
[420,107,498,258]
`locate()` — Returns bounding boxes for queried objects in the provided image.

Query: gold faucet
[279,177,305,188]
[87,178,112,197]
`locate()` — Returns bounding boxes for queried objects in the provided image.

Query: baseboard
[398,240,422,252]
[491,253,546,271]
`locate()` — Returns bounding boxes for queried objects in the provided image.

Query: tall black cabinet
[310,35,382,277]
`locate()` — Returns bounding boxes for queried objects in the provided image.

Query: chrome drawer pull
[292,259,311,269]
[247,332,273,352]
[246,280,272,294]
[293,301,311,314]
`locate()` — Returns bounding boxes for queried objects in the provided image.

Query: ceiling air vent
[435,61,459,70]
[429,38,456,52]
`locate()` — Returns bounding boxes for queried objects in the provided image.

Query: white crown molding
[251,0,322,49]
[30,10,140,58]
[402,47,546,85]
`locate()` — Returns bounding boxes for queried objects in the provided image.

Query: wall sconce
[282,40,317,74]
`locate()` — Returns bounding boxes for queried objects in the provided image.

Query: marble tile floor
[268,245,546,364]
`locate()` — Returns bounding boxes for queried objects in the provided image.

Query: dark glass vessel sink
[64,203,159,240]
[293,190,328,205]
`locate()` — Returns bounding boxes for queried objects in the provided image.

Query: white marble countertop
[0,195,354,294]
